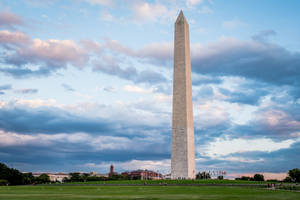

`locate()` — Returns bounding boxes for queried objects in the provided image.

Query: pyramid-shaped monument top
[175,10,188,24]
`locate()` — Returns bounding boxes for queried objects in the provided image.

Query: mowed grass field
[0,185,299,200]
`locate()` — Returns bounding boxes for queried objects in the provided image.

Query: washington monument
[171,11,196,179]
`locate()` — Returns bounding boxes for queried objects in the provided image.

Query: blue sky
[0,0,300,179]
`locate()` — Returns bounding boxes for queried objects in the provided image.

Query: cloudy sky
[0,0,299,179]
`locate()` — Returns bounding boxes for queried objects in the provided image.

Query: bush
[240,176,251,181]
[35,174,50,184]
[288,168,300,182]
[23,173,35,184]
[235,176,254,181]
[109,174,129,180]
[283,176,293,183]
[69,173,83,182]
[0,179,8,186]
[196,172,211,179]
[86,176,107,181]
[62,177,70,183]
[254,174,264,181]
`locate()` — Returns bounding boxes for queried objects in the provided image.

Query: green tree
[0,163,25,185]
[36,174,50,184]
[62,177,70,182]
[81,173,89,182]
[196,172,211,179]
[288,168,300,182]
[235,176,254,181]
[254,174,264,181]
[69,173,83,182]
[109,174,127,180]
[23,173,35,184]
[283,176,293,183]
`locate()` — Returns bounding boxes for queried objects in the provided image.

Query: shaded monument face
[171,11,196,179]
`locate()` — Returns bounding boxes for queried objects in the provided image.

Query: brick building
[109,164,117,177]
[121,170,162,180]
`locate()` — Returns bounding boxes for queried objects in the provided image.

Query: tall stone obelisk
[171,11,196,179]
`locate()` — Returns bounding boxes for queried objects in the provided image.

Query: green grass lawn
[63,179,268,185]
[0,185,299,200]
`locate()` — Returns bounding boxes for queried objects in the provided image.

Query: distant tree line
[235,169,300,183]
[0,163,50,185]
[235,173,265,181]
[58,169,300,183]
[63,172,130,182]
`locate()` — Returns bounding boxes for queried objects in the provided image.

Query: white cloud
[0,10,23,27]
[0,131,95,147]
[83,0,114,7]
[131,2,176,23]
[104,39,172,64]
[191,37,253,60]
[218,156,264,163]
[101,10,115,21]
[0,131,91,146]
[291,132,300,137]
[0,30,29,45]
[90,136,132,150]
[26,39,88,68]
[132,2,166,21]
[0,127,168,154]
[104,39,135,56]
[0,130,37,146]
[0,30,98,71]
[0,130,134,151]
[138,42,172,62]
[0,101,7,108]
[14,99,58,108]
[194,99,229,129]
[80,39,102,53]
[154,93,172,104]
[261,110,300,127]
[0,98,170,128]
[186,0,204,8]
[123,85,155,94]
[202,136,296,158]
